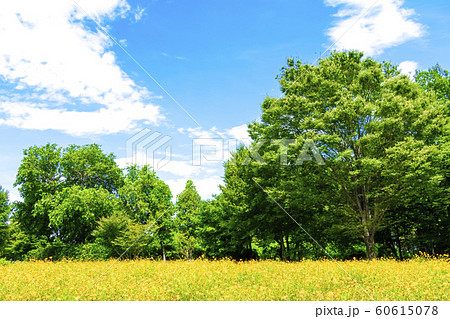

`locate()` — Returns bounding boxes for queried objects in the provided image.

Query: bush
[93,212,151,259]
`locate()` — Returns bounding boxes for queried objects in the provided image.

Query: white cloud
[119,39,128,46]
[165,178,188,200]
[157,160,206,177]
[225,124,250,141]
[0,0,163,136]
[179,124,249,141]
[191,176,222,199]
[0,169,21,203]
[160,52,187,61]
[180,126,222,139]
[325,0,425,55]
[398,60,418,79]
[133,6,145,22]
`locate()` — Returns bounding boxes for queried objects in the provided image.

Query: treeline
[0,144,176,261]
[1,51,449,261]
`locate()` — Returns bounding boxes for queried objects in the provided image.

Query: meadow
[0,257,448,301]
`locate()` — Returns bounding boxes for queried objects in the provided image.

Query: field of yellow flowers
[0,257,448,301]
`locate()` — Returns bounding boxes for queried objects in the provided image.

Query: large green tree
[35,186,121,244]
[175,180,202,260]
[14,144,62,238]
[248,51,448,259]
[12,143,125,258]
[119,165,174,261]
[374,64,450,257]
[221,144,332,261]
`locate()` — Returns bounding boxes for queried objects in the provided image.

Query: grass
[0,257,448,301]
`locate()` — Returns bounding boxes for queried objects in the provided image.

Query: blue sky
[1,0,449,202]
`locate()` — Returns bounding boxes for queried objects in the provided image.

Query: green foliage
[175,180,202,259]
[35,186,121,244]
[0,258,11,266]
[61,144,124,193]
[119,165,174,260]
[0,186,10,222]
[120,165,172,223]
[2,221,46,260]
[416,64,450,100]
[93,212,150,259]
[376,64,450,258]
[14,144,62,238]
[12,143,124,242]
[75,242,111,261]
[231,51,449,259]
[197,194,255,259]
[0,186,10,254]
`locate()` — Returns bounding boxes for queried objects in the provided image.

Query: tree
[374,64,450,257]
[220,147,266,260]
[220,143,332,261]
[416,64,450,101]
[14,144,62,239]
[93,213,150,259]
[119,165,174,261]
[248,51,448,259]
[13,143,124,241]
[0,186,10,254]
[175,180,202,260]
[34,186,121,244]
[197,193,258,260]
[0,186,9,222]
[61,144,124,193]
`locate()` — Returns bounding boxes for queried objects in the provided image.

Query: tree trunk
[161,242,166,262]
[285,234,290,261]
[294,241,301,261]
[394,227,403,261]
[363,227,376,260]
[247,238,253,260]
[278,233,286,261]
[386,232,398,259]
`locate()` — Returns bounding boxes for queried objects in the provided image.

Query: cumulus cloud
[0,0,162,136]
[225,124,250,141]
[325,0,425,55]
[398,60,418,79]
